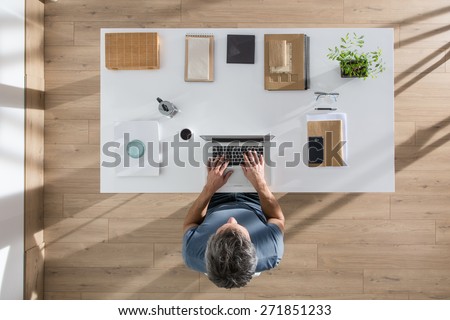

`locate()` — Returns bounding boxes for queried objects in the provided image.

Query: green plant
[327,33,385,79]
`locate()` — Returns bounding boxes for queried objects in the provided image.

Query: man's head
[205,217,257,289]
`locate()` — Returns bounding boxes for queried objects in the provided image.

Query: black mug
[180,128,192,141]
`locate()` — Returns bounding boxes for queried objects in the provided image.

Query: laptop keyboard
[212,145,264,166]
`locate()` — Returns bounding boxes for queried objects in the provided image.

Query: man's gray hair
[205,228,257,288]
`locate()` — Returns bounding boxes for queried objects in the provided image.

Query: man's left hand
[205,156,233,194]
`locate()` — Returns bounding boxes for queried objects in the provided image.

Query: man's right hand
[241,151,266,190]
[242,151,285,233]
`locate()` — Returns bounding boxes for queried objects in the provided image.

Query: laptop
[200,134,273,191]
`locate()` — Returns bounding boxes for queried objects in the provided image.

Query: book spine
[305,35,310,90]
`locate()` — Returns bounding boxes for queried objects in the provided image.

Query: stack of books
[264,33,310,91]
[306,113,348,167]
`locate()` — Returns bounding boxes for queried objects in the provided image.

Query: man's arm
[182,156,233,233]
[241,151,285,232]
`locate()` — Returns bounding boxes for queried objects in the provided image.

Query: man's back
[182,200,284,273]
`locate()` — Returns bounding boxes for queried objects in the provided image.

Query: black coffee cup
[180,128,192,141]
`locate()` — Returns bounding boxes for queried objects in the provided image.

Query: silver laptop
[200,134,273,191]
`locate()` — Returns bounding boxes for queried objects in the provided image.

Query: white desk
[100,28,394,193]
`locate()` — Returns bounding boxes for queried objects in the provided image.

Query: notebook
[105,32,159,70]
[185,34,214,82]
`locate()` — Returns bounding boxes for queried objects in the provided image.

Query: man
[182,151,285,289]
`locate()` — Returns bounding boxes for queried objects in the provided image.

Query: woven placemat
[105,33,159,70]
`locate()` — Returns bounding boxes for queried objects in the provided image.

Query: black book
[304,35,310,89]
[227,34,255,64]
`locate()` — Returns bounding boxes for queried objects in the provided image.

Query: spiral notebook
[184,34,214,82]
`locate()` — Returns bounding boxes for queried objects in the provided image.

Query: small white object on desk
[114,121,160,177]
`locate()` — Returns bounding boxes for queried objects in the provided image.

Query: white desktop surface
[100,28,394,193]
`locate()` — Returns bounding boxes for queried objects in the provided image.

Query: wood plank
[25,0,44,77]
[45,0,182,22]
[46,243,153,267]
[400,24,450,49]
[365,269,450,294]
[44,292,81,300]
[44,193,63,218]
[447,49,450,72]
[278,193,390,220]
[395,72,450,98]
[408,292,450,300]
[24,243,45,300]
[45,46,99,71]
[75,21,150,46]
[44,218,108,243]
[45,70,99,96]
[73,21,232,46]
[285,220,435,244]
[391,195,450,220]
[344,0,450,24]
[395,146,450,171]
[45,94,100,120]
[88,120,99,144]
[395,96,450,122]
[278,244,317,269]
[45,267,199,293]
[64,193,194,219]
[45,22,74,45]
[81,292,245,299]
[395,122,415,146]
[237,23,400,47]
[395,48,447,74]
[395,170,450,195]
[109,218,184,243]
[25,76,45,251]
[436,220,450,244]
[25,0,45,300]
[154,243,183,268]
[200,269,363,293]
[44,120,89,144]
[44,168,100,194]
[416,121,450,146]
[245,293,409,300]
[182,0,344,23]
[318,244,450,269]
[44,144,99,169]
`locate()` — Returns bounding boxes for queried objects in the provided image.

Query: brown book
[307,120,345,167]
[264,34,309,90]
[105,32,159,70]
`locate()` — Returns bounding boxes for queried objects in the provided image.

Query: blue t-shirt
[182,201,284,273]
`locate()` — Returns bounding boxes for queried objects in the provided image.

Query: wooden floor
[43,0,450,299]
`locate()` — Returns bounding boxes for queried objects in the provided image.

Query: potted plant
[327,33,385,79]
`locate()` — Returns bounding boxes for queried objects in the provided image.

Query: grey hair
[205,228,257,289]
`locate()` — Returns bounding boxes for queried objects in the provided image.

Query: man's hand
[241,151,266,190]
[205,156,233,194]
[242,151,285,232]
